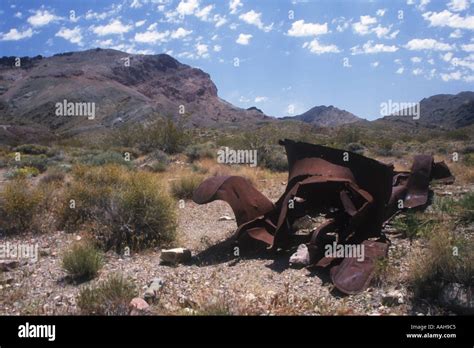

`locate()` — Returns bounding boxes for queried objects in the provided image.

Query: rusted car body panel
[192,139,454,294]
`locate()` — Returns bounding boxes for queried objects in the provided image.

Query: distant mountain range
[0,49,472,141]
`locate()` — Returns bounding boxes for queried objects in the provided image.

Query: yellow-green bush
[62,242,103,281]
[58,165,177,252]
[0,179,43,233]
[170,174,203,200]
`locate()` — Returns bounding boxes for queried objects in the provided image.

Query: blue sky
[0,0,473,120]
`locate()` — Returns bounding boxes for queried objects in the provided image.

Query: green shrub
[5,166,40,179]
[0,179,43,233]
[62,242,103,281]
[184,143,215,162]
[260,146,288,172]
[171,174,203,199]
[346,142,365,155]
[39,169,65,185]
[77,274,137,315]
[13,144,52,156]
[392,211,435,240]
[78,151,131,167]
[58,165,177,252]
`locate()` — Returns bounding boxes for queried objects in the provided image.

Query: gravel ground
[0,183,471,316]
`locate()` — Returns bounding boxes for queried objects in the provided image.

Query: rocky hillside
[284,105,361,127]
[381,91,474,129]
[0,49,270,135]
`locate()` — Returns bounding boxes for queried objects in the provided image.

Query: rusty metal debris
[192,139,454,294]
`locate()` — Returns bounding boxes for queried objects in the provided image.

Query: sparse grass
[58,165,177,252]
[184,142,215,162]
[76,274,137,315]
[170,174,203,200]
[78,150,131,167]
[409,226,474,303]
[458,192,474,224]
[62,242,103,282]
[392,211,436,240]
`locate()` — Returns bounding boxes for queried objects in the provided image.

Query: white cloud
[170,27,192,39]
[27,9,60,27]
[450,29,463,38]
[92,19,132,36]
[352,15,396,39]
[196,5,214,21]
[351,41,398,55]
[287,20,328,36]
[451,55,474,70]
[85,10,108,21]
[213,44,221,52]
[14,12,22,19]
[376,9,387,16]
[236,33,252,45]
[371,61,380,67]
[176,0,199,16]
[131,0,142,9]
[213,14,227,27]
[411,56,422,63]
[229,0,243,15]
[412,68,423,75]
[303,39,341,54]
[0,28,33,41]
[405,38,454,51]
[196,43,209,57]
[447,0,470,12]
[135,29,169,43]
[442,52,454,61]
[135,20,146,27]
[239,10,272,31]
[422,10,474,30]
[441,71,462,81]
[396,67,405,74]
[55,26,83,45]
[461,43,474,52]
[255,96,268,103]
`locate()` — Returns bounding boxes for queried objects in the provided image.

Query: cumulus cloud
[92,19,132,36]
[229,0,243,14]
[176,0,199,16]
[352,15,397,39]
[0,28,34,41]
[396,67,405,74]
[195,43,209,57]
[405,38,454,51]
[55,26,83,45]
[236,33,252,45]
[462,43,474,52]
[27,9,60,27]
[135,29,169,43]
[303,39,340,54]
[422,10,474,30]
[441,71,462,81]
[254,96,268,103]
[239,10,272,31]
[351,41,398,55]
[287,20,328,36]
[170,27,192,39]
[447,0,470,12]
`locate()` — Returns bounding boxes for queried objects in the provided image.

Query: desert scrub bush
[170,174,203,199]
[62,242,103,282]
[0,178,43,233]
[8,154,50,173]
[184,142,215,162]
[346,142,365,155]
[78,150,131,167]
[39,168,65,185]
[410,228,473,301]
[77,274,137,315]
[391,211,435,240]
[145,149,169,172]
[259,146,288,172]
[13,144,53,156]
[4,166,40,179]
[463,153,474,167]
[58,165,177,252]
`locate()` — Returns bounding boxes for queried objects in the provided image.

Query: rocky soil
[0,182,471,316]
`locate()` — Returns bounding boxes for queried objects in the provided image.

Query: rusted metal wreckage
[193,139,455,295]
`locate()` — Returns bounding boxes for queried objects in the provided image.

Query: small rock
[75,236,82,241]
[0,260,19,272]
[129,297,150,315]
[144,277,164,303]
[0,275,14,285]
[245,293,257,302]
[382,290,404,307]
[289,244,310,267]
[160,248,192,264]
[438,283,474,315]
[218,215,234,221]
